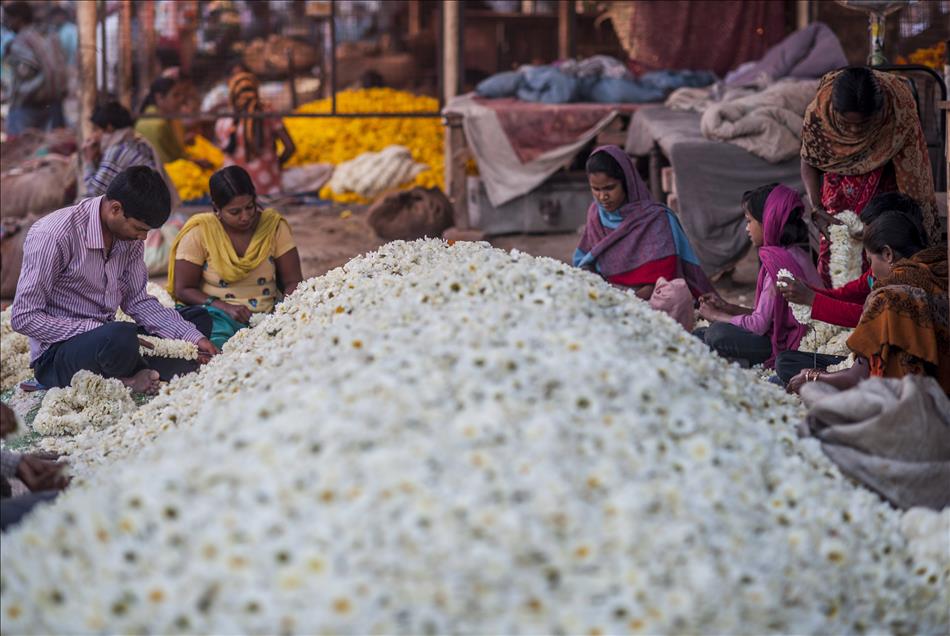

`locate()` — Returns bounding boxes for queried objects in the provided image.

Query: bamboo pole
[118,0,133,108]
[139,0,157,101]
[442,0,461,103]
[77,0,98,151]
[408,0,422,37]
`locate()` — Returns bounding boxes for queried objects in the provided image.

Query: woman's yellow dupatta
[166,208,284,299]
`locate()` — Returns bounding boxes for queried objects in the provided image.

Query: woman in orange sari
[800,66,938,286]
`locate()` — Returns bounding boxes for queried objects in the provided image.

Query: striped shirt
[11,196,204,363]
[83,138,158,197]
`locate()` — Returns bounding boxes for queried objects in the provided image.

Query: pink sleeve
[730,272,775,336]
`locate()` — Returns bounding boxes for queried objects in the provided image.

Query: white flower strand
[137,335,198,360]
[0,308,31,392]
[31,370,136,436]
[828,211,864,289]
[1,240,945,634]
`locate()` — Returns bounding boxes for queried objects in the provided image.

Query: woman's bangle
[806,369,821,383]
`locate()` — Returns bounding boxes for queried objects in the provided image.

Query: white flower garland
[31,370,135,436]
[828,211,864,289]
[2,240,945,634]
[0,308,31,392]
[136,335,198,360]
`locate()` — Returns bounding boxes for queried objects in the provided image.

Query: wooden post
[179,1,199,76]
[77,0,98,152]
[442,0,461,103]
[139,0,157,102]
[444,112,469,230]
[558,0,575,61]
[796,0,810,30]
[118,0,133,108]
[408,0,422,37]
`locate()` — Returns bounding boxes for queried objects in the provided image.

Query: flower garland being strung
[775,193,928,387]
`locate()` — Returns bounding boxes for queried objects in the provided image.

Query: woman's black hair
[863,210,926,260]
[139,77,177,114]
[209,165,257,210]
[859,191,927,247]
[741,182,807,246]
[832,67,883,117]
[585,150,627,195]
[90,101,134,130]
[106,166,172,229]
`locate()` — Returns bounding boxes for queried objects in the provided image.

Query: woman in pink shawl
[697,183,822,368]
[574,145,713,302]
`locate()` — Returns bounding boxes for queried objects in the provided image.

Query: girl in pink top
[697,183,822,368]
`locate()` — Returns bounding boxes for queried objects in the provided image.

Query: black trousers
[1,491,58,532]
[774,351,847,385]
[694,321,773,368]
[33,307,212,389]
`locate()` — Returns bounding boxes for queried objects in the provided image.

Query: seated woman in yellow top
[135,77,213,170]
[168,166,303,348]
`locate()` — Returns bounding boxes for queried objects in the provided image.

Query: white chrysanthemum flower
[1,240,945,634]
[0,308,31,391]
[138,335,198,360]
[828,211,864,289]
[31,370,136,436]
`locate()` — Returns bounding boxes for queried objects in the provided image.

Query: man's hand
[777,276,816,306]
[1,403,17,438]
[81,137,101,165]
[137,337,156,350]
[15,455,70,491]
[196,337,219,364]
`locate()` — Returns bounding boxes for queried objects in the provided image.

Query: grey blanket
[625,105,803,274]
[800,376,950,511]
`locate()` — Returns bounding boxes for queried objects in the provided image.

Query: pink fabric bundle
[649,276,695,331]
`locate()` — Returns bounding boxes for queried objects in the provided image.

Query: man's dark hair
[3,1,33,24]
[860,191,925,230]
[832,67,883,117]
[91,101,135,130]
[106,166,172,229]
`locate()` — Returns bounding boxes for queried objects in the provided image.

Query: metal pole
[139,0,157,105]
[99,0,107,95]
[78,0,99,165]
[330,0,337,115]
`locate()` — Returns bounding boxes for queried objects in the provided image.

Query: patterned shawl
[847,247,949,393]
[801,69,938,246]
[574,145,712,296]
[756,185,813,366]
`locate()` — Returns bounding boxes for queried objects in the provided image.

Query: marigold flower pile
[164,136,225,202]
[2,240,946,634]
[284,89,444,203]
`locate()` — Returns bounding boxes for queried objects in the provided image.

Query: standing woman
[168,166,303,348]
[573,145,713,301]
[215,71,296,195]
[800,66,938,286]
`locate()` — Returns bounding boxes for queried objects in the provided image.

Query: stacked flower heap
[284,89,444,203]
[164,136,225,202]
[779,211,864,358]
[1,308,30,392]
[32,370,135,436]
[2,241,945,634]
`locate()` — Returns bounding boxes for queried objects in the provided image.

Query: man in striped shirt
[11,166,218,394]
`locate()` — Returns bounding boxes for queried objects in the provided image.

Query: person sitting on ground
[774,196,928,385]
[0,403,69,532]
[787,240,948,395]
[800,66,939,286]
[10,166,219,394]
[135,77,214,169]
[696,183,821,368]
[168,165,303,348]
[214,70,296,196]
[82,100,180,207]
[573,145,713,301]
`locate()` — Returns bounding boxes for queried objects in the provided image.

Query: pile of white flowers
[31,370,136,436]
[2,241,946,634]
[0,308,31,392]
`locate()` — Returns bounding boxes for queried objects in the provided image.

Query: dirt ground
[279,203,758,305]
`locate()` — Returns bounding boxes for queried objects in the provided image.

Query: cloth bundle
[327,146,427,200]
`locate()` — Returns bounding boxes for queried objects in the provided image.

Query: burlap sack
[367,188,454,241]
[0,216,38,299]
[0,155,77,221]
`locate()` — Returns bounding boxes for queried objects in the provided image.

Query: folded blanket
[699,79,819,163]
[724,22,847,87]
[799,375,950,511]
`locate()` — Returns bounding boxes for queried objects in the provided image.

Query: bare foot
[121,369,161,394]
